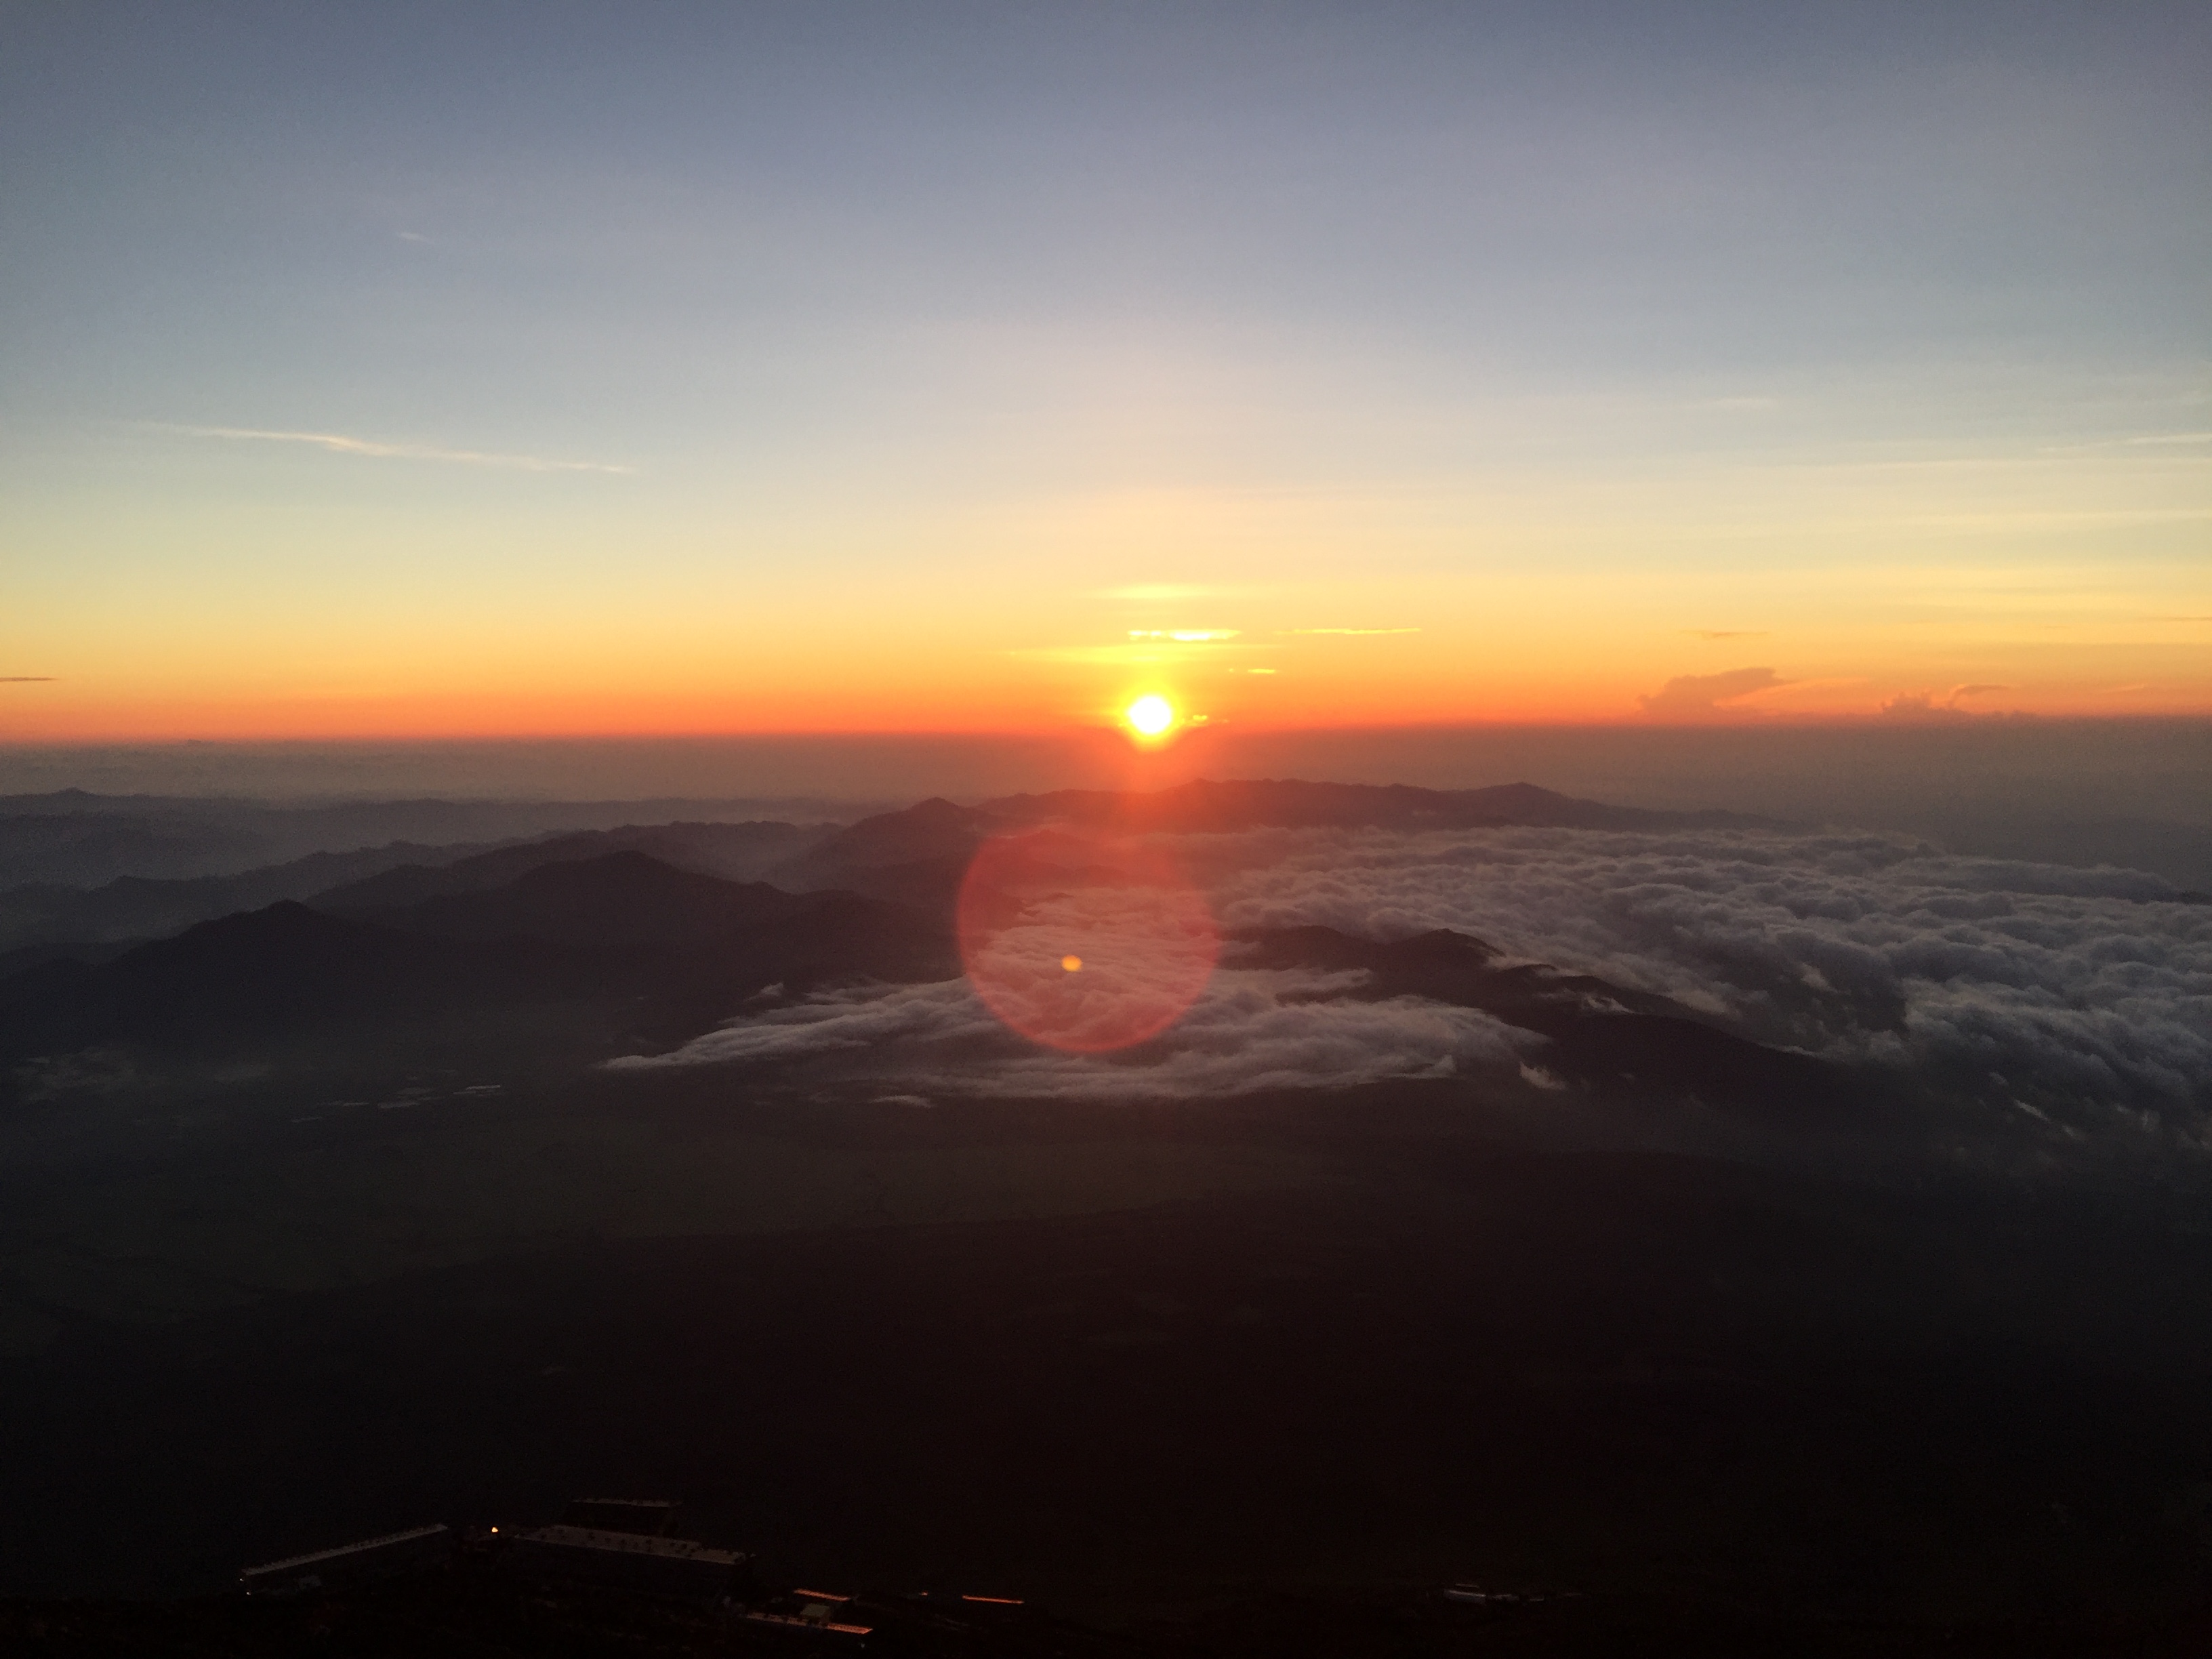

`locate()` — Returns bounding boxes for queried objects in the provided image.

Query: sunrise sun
[1125,695,1175,737]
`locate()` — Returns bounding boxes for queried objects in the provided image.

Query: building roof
[561,1498,680,1535]
[240,1524,450,1579]
[512,1524,744,1566]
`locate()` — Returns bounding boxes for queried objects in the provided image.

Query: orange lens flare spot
[1125,695,1174,737]
[958,827,1218,1053]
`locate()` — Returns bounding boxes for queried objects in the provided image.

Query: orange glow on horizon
[7,554,2210,743]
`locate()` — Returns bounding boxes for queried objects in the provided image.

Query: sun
[1125,695,1175,737]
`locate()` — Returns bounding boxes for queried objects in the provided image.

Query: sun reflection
[958,827,1218,1053]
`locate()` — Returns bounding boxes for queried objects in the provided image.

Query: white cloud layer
[613,966,1535,1103]
[619,824,2211,1133]
[1186,825,2212,1125]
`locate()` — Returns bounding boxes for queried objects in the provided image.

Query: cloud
[1879,692,1958,720]
[614,968,1535,1102]
[167,425,633,474]
[1185,823,2212,1135]
[1127,629,1240,642]
[396,230,431,243]
[1879,684,2009,720]
[1,677,55,682]
[1010,642,1259,665]
[1636,667,1790,717]
[613,821,2209,1147]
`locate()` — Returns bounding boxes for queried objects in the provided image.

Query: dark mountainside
[1,779,2207,1652]
[0,836,512,951]
[0,856,952,1083]
[344,851,817,945]
[0,777,1768,958]
[310,819,834,914]
[0,779,1845,1127]
[0,813,839,956]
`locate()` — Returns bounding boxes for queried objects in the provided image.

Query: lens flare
[1125,695,1174,737]
[958,827,1218,1052]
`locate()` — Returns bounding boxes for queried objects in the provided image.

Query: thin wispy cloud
[166,425,633,475]
[1128,629,1240,642]
[2041,432,2212,453]
[1,676,56,682]
[395,230,431,243]
[1009,642,1261,665]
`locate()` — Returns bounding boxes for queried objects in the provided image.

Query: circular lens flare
[1125,695,1174,737]
[958,827,1217,1053]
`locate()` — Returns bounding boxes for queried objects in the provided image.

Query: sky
[2,1,2207,741]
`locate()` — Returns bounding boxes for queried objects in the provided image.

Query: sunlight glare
[1126,695,1175,737]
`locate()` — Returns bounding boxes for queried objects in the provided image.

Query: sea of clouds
[615,825,2212,1138]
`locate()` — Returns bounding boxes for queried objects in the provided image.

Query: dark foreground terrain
[2,779,2207,1652]
[3,1085,2211,1653]
[9,1562,2211,1657]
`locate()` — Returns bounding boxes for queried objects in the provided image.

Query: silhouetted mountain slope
[0,939,140,979]
[0,863,956,1069]
[0,792,859,890]
[0,903,531,1059]
[0,817,837,954]
[359,852,816,945]
[0,807,246,888]
[0,785,1843,1114]
[1238,925,1857,1115]
[311,821,831,913]
[0,838,509,951]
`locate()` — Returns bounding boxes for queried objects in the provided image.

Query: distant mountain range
[0,779,1845,1120]
[773,779,1777,909]
[0,821,836,960]
[0,779,1773,958]
[0,853,951,1078]
[0,789,865,893]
